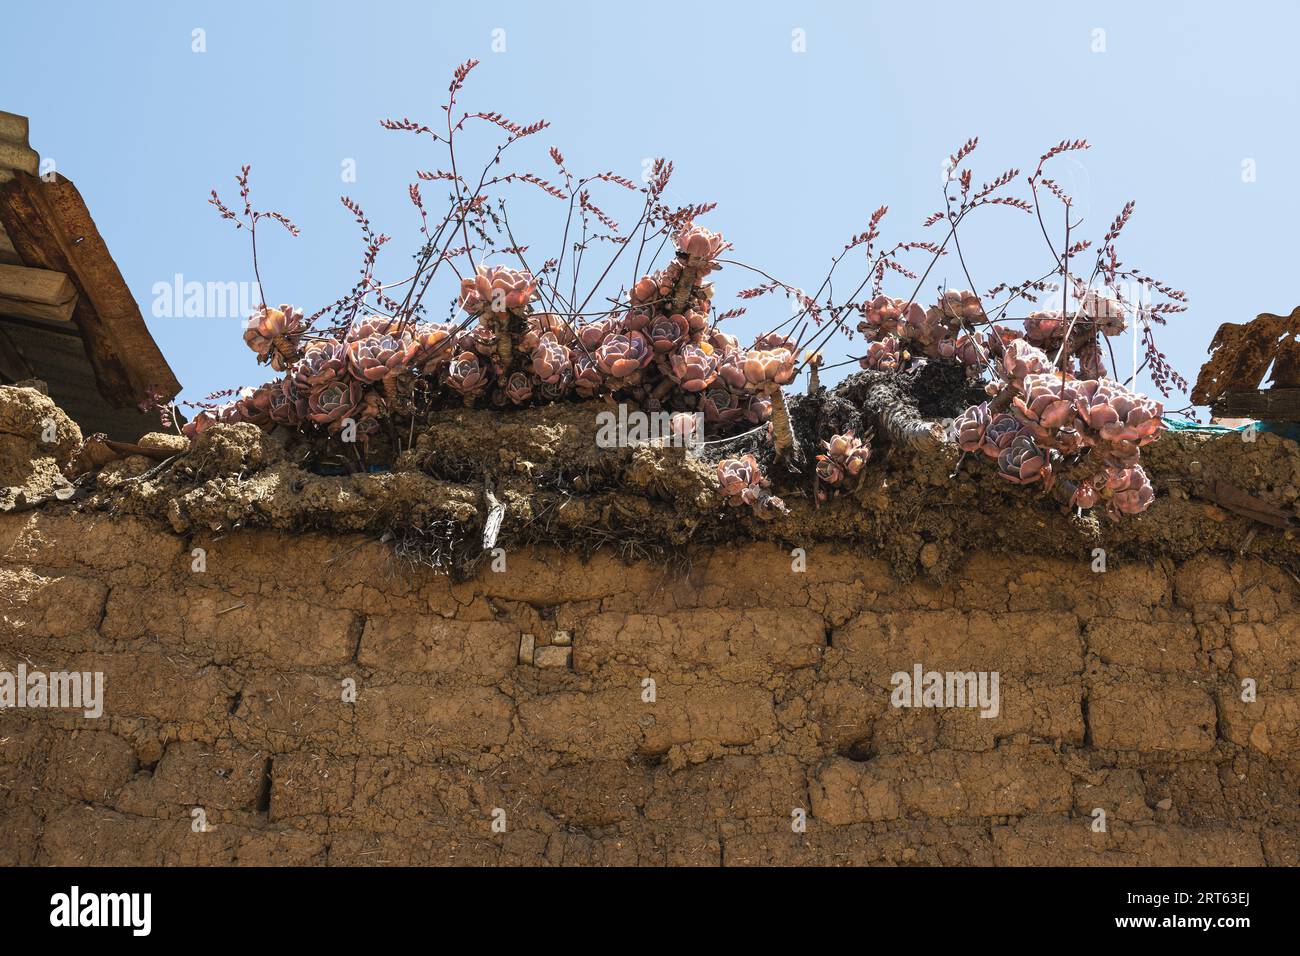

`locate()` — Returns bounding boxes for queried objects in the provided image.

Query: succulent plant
[347,332,410,383]
[859,335,902,372]
[345,315,399,342]
[234,385,274,428]
[444,351,490,403]
[519,313,575,351]
[504,371,534,405]
[571,350,604,397]
[999,338,1056,390]
[404,323,455,375]
[530,332,572,384]
[1081,290,1127,335]
[576,316,620,351]
[858,294,907,339]
[1104,463,1154,517]
[716,454,787,518]
[1013,372,1079,445]
[1024,310,1067,347]
[294,339,348,390]
[630,275,659,307]
[953,402,991,453]
[307,379,363,425]
[981,412,1024,460]
[596,331,652,380]
[667,344,718,393]
[647,313,690,353]
[937,332,987,367]
[936,288,984,322]
[816,431,870,497]
[744,393,773,424]
[742,348,796,388]
[458,264,536,315]
[701,386,746,425]
[267,377,307,426]
[243,304,306,370]
[1072,378,1164,463]
[674,222,728,263]
[996,435,1050,485]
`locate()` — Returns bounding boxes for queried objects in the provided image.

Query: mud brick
[576,607,824,681]
[0,513,183,584]
[1084,619,1202,674]
[146,741,269,810]
[101,586,358,669]
[810,747,1073,825]
[357,614,515,680]
[836,609,1083,681]
[1089,679,1216,752]
[1219,688,1300,756]
[992,816,1266,866]
[0,568,106,641]
[354,684,514,751]
[43,730,136,804]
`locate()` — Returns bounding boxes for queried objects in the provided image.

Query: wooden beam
[0,171,180,406]
[0,262,76,306]
[1211,387,1300,420]
[0,296,77,323]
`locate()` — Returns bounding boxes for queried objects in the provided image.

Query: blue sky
[3,0,1297,410]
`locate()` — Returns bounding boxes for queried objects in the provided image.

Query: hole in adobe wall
[633,748,670,768]
[839,736,877,762]
[227,691,242,716]
[255,757,273,814]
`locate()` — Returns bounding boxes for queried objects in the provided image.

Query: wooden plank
[0,225,19,265]
[0,170,180,406]
[0,295,77,323]
[1211,387,1300,420]
[0,262,76,305]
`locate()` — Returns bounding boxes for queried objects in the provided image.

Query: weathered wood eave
[0,170,181,408]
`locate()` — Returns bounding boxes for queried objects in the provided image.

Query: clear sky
[3,0,1297,411]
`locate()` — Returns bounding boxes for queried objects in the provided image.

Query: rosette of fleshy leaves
[815,431,871,501]
[1070,462,1154,519]
[1070,377,1164,467]
[716,454,787,519]
[347,329,411,386]
[243,304,307,371]
[859,335,903,372]
[443,351,491,405]
[404,323,456,376]
[458,264,537,316]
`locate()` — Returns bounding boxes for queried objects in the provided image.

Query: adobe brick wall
[1,510,1296,866]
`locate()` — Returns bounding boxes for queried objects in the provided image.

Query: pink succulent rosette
[243,304,306,370]
[953,402,991,453]
[504,371,534,405]
[444,351,490,401]
[716,454,787,518]
[996,435,1050,485]
[404,323,455,376]
[530,332,572,385]
[667,344,718,393]
[595,331,652,382]
[647,313,690,353]
[345,315,398,342]
[674,222,728,263]
[458,264,536,315]
[307,379,363,426]
[294,339,348,391]
[347,332,410,383]
[859,335,902,372]
[701,387,746,426]
[742,348,796,389]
